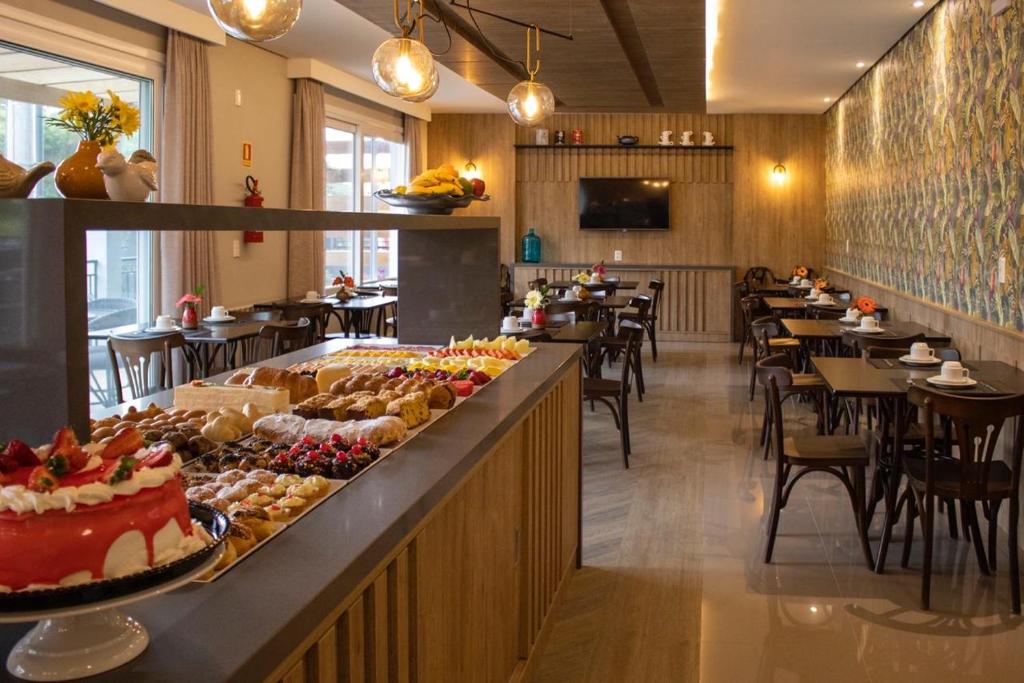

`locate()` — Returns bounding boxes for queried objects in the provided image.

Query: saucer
[926,375,978,388]
[300,298,323,304]
[809,300,836,307]
[837,317,860,324]
[854,326,884,334]
[204,315,235,323]
[899,355,942,366]
[560,297,579,303]
[145,325,181,333]
[500,327,523,334]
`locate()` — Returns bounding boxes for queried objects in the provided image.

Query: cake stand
[0,503,226,681]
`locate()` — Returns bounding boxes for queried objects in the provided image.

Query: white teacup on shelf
[859,316,879,330]
[154,315,174,330]
[910,342,935,361]
[845,307,862,320]
[940,361,969,383]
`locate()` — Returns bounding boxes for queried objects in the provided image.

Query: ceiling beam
[424,0,528,82]
[287,58,432,121]
[597,0,664,107]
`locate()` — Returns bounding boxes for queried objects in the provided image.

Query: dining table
[88,318,268,377]
[547,279,640,292]
[256,295,398,338]
[811,356,1024,572]
[764,296,889,318]
[782,319,950,355]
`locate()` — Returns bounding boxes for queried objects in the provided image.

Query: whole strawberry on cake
[0,426,209,593]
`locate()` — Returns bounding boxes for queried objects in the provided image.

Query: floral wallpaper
[825,0,1024,331]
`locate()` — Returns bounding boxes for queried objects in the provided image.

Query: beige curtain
[405,114,427,178]
[158,30,218,316]
[287,78,326,297]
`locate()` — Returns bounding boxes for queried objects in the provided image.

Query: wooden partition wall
[269,369,581,683]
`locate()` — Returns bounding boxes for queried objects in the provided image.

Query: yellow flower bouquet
[46,90,140,146]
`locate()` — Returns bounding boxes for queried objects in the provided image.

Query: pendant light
[507,26,555,127]
[207,0,302,42]
[372,0,439,102]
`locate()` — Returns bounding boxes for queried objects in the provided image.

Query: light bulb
[207,0,302,42]
[771,163,787,185]
[507,80,555,127]
[372,37,437,101]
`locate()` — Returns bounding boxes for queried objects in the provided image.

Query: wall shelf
[514,144,734,151]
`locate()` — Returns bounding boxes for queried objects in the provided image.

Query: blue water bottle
[522,228,541,263]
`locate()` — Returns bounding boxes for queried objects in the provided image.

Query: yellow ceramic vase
[55,140,109,200]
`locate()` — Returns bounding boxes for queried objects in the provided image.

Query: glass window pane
[324,126,357,285]
[361,136,405,283]
[0,42,154,409]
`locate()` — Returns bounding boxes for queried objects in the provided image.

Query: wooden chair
[231,309,282,365]
[742,266,778,289]
[258,318,312,357]
[762,374,874,568]
[738,295,768,364]
[900,387,1024,612]
[500,264,514,317]
[583,321,643,468]
[618,279,664,361]
[377,286,398,338]
[107,332,187,404]
[749,316,801,400]
[842,331,925,357]
[527,277,548,291]
[282,303,331,344]
[599,302,648,400]
[755,353,827,459]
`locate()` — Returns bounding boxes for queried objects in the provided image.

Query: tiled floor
[533,343,1024,682]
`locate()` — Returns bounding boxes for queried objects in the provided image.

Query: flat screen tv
[578,178,671,231]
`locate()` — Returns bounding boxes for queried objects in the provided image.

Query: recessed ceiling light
[913,1,925,7]
[856,61,866,68]
[824,97,832,103]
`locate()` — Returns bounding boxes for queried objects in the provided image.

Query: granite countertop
[0,341,581,682]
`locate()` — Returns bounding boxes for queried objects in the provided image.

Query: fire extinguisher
[243,175,264,243]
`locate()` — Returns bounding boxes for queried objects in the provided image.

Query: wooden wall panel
[732,114,825,280]
[513,265,733,341]
[426,114,517,262]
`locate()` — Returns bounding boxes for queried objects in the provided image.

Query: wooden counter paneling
[270,368,582,683]
[513,265,733,342]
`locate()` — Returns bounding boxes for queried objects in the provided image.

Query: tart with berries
[0,427,205,593]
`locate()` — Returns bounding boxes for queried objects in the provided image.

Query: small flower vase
[532,307,547,327]
[181,303,199,330]
[55,140,109,199]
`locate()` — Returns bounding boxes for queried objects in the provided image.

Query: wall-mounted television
[578,178,671,231]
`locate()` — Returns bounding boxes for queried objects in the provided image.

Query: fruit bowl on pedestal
[373,189,490,215]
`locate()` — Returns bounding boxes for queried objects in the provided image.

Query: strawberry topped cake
[0,427,208,593]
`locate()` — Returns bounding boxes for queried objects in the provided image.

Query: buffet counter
[0,340,583,683]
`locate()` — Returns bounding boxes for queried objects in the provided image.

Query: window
[0,41,156,408]
[323,110,405,286]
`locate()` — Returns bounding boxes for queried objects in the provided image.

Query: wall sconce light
[464,161,479,180]
[771,162,787,185]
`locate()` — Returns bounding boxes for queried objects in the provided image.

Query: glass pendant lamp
[507,26,555,126]
[372,0,438,102]
[207,0,302,42]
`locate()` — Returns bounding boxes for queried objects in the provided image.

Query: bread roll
[245,366,317,404]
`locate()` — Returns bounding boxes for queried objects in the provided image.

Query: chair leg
[621,395,631,457]
[1010,496,1020,614]
[648,322,658,362]
[921,491,934,611]
[986,500,1002,572]
[901,490,916,569]
[964,503,991,576]
[765,465,789,563]
[851,466,874,569]
[749,346,759,401]
[619,398,630,469]
[944,498,959,539]
[737,326,749,365]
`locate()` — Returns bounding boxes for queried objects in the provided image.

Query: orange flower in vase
[855,297,877,315]
[792,265,808,279]
[814,278,829,291]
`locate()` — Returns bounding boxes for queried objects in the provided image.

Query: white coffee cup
[845,307,862,320]
[791,276,800,284]
[809,287,821,299]
[563,290,578,301]
[817,293,834,304]
[859,316,879,330]
[940,361,969,382]
[155,315,174,329]
[800,278,813,287]
[502,316,520,331]
[305,290,319,301]
[211,305,229,319]
[910,342,935,361]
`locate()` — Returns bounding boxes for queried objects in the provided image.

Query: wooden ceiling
[334,0,706,112]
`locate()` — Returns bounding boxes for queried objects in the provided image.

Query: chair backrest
[281,303,331,344]
[835,292,852,303]
[616,320,644,394]
[743,266,775,288]
[628,295,652,322]
[909,386,1024,499]
[259,318,312,357]
[751,316,783,350]
[864,346,961,361]
[500,264,511,292]
[756,353,796,391]
[808,306,845,320]
[648,279,664,318]
[528,277,548,291]
[584,283,614,295]
[843,331,925,356]
[107,332,186,404]
[232,309,282,322]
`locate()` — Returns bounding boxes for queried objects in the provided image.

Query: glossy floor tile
[533,343,1024,682]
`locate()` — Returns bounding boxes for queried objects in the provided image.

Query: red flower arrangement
[792,265,808,278]
[175,293,202,307]
[855,296,877,314]
[332,271,355,288]
[591,261,608,277]
[814,277,829,290]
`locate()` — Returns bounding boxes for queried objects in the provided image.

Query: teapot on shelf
[617,135,639,146]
